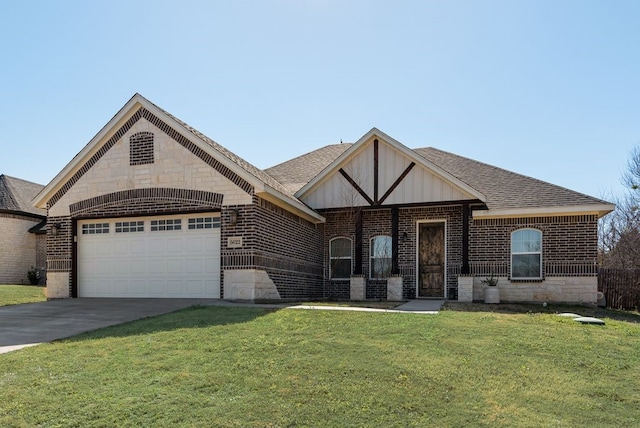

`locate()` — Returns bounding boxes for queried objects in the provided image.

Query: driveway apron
[0,298,217,354]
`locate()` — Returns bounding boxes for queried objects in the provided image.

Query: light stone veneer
[0,216,39,284]
[387,276,403,301]
[223,269,281,301]
[350,276,366,300]
[471,276,597,304]
[49,119,252,217]
[457,276,473,302]
[46,272,70,298]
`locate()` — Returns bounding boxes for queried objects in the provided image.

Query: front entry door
[418,222,445,298]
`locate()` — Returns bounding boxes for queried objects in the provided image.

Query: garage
[77,213,220,298]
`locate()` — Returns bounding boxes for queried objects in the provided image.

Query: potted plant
[482,273,500,304]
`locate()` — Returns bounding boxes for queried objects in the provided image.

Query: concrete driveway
[0,298,219,354]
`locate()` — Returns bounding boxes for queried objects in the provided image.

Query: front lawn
[0,305,639,427]
[0,284,46,307]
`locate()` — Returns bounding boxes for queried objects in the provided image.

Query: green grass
[0,305,639,427]
[0,284,46,306]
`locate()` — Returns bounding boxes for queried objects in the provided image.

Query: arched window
[370,235,392,279]
[511,229,542,279]
[130,132,154,165]
[330,237,352,279]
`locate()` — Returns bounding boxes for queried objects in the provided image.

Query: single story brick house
[0,175,46,284]
[33,94,614,303]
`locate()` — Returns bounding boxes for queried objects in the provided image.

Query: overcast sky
[1,0,639,201]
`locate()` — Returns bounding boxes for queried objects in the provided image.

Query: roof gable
[33,94,323,222]
[294,128,485,209]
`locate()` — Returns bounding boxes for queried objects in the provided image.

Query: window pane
[512,229,541,253]
[331,259,351,279]
[371,236,392,258]
[512,254,541,278]
[330,238,351,258]
[371,258,392,279]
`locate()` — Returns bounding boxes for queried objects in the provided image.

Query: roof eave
[0,208,46,220]
[258,186,325,224]
[472,203,616,219]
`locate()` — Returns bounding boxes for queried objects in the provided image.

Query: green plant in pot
[481,274,498,287]
[482,273,500,303]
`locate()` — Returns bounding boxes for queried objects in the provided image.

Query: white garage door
[78,213,220,298]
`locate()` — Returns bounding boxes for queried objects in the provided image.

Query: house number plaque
[227,236,243,248]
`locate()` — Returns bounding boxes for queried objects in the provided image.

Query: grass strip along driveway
[0,285,46,307]
[1,304,639,427]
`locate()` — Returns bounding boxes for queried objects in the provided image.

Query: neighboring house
[0,175,46,284]
[33,94,614,304]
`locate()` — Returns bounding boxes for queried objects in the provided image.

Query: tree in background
[600,146,640,268]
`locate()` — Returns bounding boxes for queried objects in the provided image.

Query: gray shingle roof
[263,143,609,212]
[265,144,353,196]
[414,147,609,210]
[0,175,46,217]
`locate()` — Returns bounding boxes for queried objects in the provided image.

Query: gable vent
[129,132,154,165]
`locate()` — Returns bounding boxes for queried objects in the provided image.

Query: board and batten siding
[300,137,474,209]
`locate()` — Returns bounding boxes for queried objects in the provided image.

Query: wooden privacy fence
[598,268,640,311]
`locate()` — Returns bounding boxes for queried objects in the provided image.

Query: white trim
[510,228,543,280]
[258,186,325,223]
[472,204,615,219]
[415,219,447,299]
[295,127,486,203]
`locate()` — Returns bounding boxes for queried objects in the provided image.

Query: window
[188,217,220,229]
[511,229,542,279]
[330,237,352,279]
[115,221,144,233]
[129,132,154,165]
[151,219,182,231]
[82,223,109,234]
[370,235,392,279]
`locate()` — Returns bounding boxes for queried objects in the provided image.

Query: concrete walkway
[291,299,444,314]
[0,298,443,354]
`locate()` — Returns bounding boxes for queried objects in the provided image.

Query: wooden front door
[418,222,445,298]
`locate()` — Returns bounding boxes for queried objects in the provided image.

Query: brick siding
[470,215,599,277]
[321,208,598,301]
[69,188,224,218]
[322,204,464,300]
[221,196,324,299]
[129,132,154,165]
